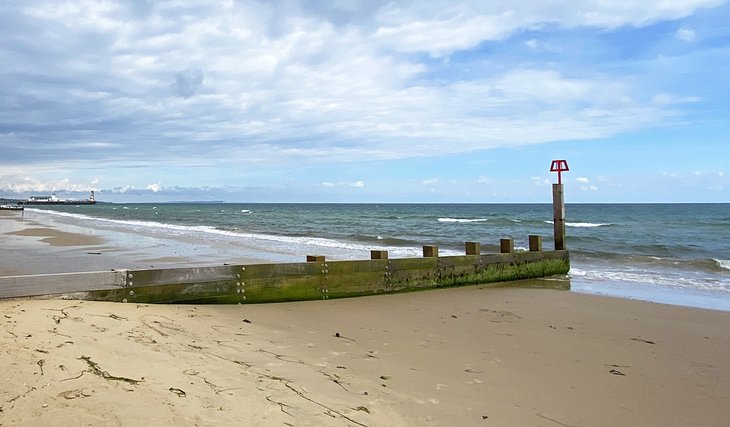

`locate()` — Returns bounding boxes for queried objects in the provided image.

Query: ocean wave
[375,215,402,220]
[347,233,420,247]
[570,267,730,292]
[437,218,489,223]
[715,259,730,271]
[240,209,252,214]
[568,222,612,228]
[574,251,730,275]
[544,220,612,228]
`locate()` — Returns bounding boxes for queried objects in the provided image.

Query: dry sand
[1,287,729,426]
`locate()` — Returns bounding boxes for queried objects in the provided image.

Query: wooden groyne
[0,242,569,304]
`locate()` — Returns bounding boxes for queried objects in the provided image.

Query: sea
[24,203,730,311]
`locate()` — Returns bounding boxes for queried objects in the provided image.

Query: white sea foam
[437,218,488,223]
[570,267,730,292]
[715,259,730,271]
[544,220,612,228]
[240,209,252,213]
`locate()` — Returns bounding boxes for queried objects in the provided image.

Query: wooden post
[370,250,388,260]
[465,242,481,255]
[500,239,514,254]
[553,183,566,250]
[306,255,326,262]
[529,235,542,252]
[423,245,439,258]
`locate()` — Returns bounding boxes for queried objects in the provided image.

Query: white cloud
[580,184,599,192]
[530,176,550,186]
[110,185,137,194]
[477,175,491,184]
[370,1,720,56]
[676,27,697,42]
[421,178,439,186]
[576,177,590,183]
[146,182,162,192]
[652,93,673,105]
[0,176,96,193]
[652,93,702,105]
[374,13,514,57]
[321,180,365,188]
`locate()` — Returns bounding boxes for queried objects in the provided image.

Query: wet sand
[0,210,264,276]
[2,210,730,425]
[5,227,105,246]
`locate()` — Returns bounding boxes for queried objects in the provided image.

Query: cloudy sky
[1,0,728,203]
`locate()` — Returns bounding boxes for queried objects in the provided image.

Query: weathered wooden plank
[388,257,440,291]
[0,270,127,299]
[126,265,238,286]
[239,262,324,303]
[326,259,388,297]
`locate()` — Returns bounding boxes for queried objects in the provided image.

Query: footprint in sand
[479,309,522,323]
[58,388,93,400]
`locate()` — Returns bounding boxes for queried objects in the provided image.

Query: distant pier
[20,191,96,205]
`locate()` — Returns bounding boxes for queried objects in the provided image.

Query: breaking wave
[715,259,730,271]
[437,218,489,223]
[545,220,613,228]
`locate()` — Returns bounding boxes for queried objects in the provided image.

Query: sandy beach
[2,210,730,426]
[1,287,729,426]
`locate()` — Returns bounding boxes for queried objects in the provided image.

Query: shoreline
[0,209,271,276]
[1,286,729,425]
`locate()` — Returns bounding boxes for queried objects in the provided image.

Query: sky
[1,0,729,203]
